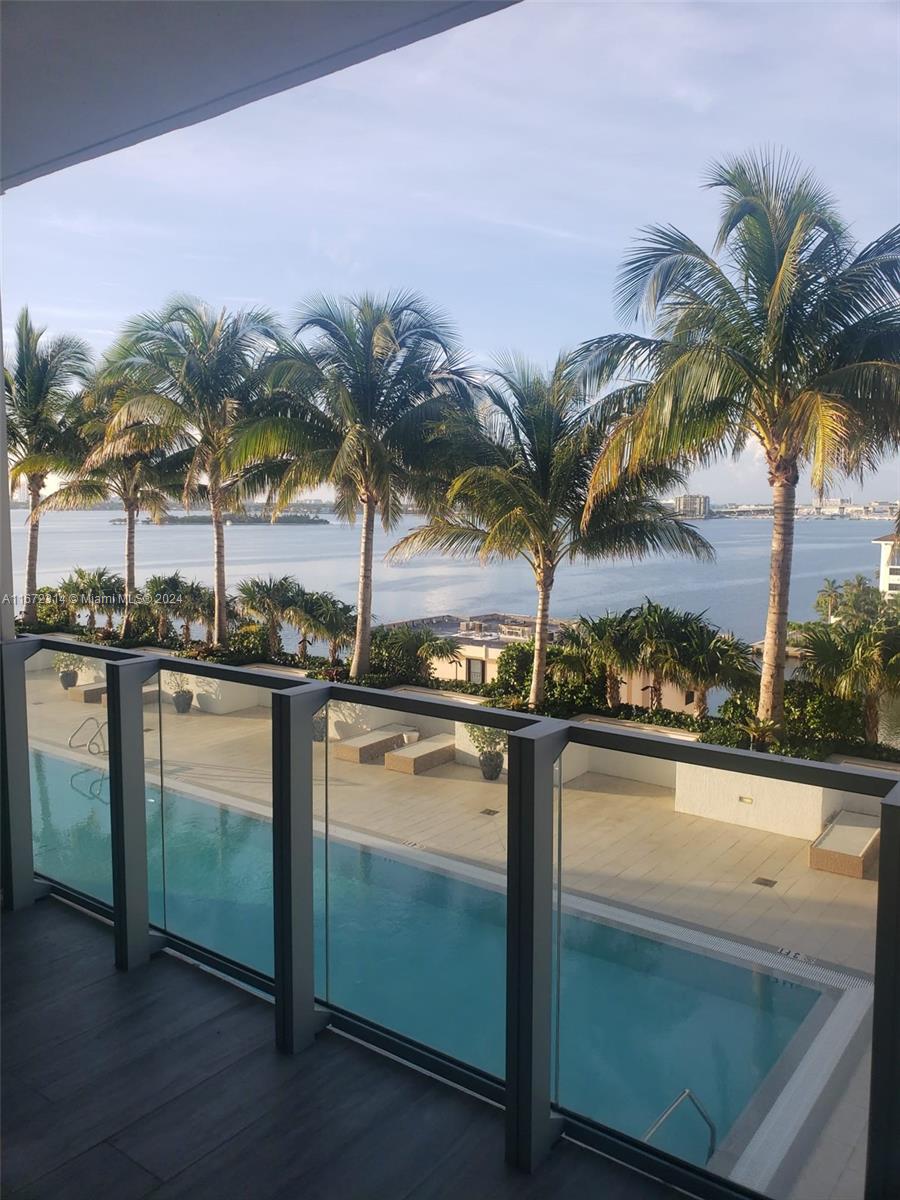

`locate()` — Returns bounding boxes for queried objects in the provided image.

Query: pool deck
[2,899,684,1200]
[26,668,877,1200]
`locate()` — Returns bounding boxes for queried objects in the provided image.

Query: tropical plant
[554,613,640,707]
[232,291,476,677]
[284,584,328,663]
[626,601,695,710]
[368,624,461,685]
[69,566,125,631]
[797,622,900,742]
[833,575,883,626]
[737,715,780,752]
[577,150,900,726]
[141,572,185,643]
[310,592,356,664]
[39,370,177,633]
[5,308,91,622]
[173,578,210,646]
[679,621,758,720]
[98,297,279,644]
[236,575,296,657]
[815,578,842,624]
[389,353,711,706]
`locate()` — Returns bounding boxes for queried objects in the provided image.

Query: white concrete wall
[562,742,676,788]
[28,651,106,686]
[674,762,857,840]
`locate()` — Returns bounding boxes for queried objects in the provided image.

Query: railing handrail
[643,1087,717,1163]
[17,632,899,795]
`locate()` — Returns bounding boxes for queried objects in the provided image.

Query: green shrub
[464,723,508,754]
[494,640,534,694]
[52,651,85,675]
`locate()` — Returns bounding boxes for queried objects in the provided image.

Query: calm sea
[8,510,891,642]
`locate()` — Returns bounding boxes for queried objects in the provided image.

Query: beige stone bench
[809,810,880,879]
[385,734,456,775]
[334,725,417,764]
[67,682,107,704]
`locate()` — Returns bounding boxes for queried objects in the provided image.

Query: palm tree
[370,624,461,684]
[98,297,279,645]
[798,622,900,743]
[815,578,842,624]
[71,567,125,632]
[174,579,209,646]
[143,572,185,644]
[554,613,640,708]
[310,592,356,664]
[236,575,297,658]
[577,150,900,726]
[36,372,176,635]
[284,584,328,663]
[628,601,694,711]
[680,621,758,720]
[389,354,712,707]
[232,292,476,677]
[5,309,91,622]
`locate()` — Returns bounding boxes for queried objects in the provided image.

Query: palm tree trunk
[606,667,621,708]
[182,620,192,647]
[757,472,798,726]
[210,490,228,646]
[121,502,137,636]
[863,693,880,744]
[268,619,280,659]
[350,493,376,679]
[22,476,43,623]
[650,674,663,710]
[529,565,554,708]
[695,685,709,721]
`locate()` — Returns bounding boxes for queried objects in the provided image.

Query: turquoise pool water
[31,747,821,1166]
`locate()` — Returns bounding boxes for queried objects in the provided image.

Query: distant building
[674,494,710,520]
[873,535,900,597]
[818,496,853,516]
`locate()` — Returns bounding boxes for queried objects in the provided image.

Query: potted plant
[465,723,507,780]
[167,672,194,714]
[52,651,84,690]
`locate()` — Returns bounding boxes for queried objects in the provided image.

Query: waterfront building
[874,534,900,596]
[674,493,710,520]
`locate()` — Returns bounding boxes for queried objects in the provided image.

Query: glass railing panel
[553,739,879,1200]
[154,667,273,973]
[26,645,115,900]
[322,694,508,1074]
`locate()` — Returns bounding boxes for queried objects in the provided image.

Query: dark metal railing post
[0,636,45,909]
[505,718,569,1171]
[272,682,332,1053]
[106,657,161,969]
[865,783,900,1200]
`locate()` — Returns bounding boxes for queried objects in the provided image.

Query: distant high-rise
[674,494,710,520]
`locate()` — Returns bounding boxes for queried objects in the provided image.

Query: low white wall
[675,762,835,840]
[562,742,676,789]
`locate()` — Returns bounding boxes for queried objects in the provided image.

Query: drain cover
[480,808,500,816]
[753,877,778,888]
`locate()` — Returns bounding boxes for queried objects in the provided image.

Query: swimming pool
[30,745,825,1168]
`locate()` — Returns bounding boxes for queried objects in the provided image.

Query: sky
[2,0,899,503]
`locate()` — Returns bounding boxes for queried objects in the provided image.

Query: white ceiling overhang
[1,0,514,190]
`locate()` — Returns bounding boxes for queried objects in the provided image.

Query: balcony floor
[2,898,683,1200]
